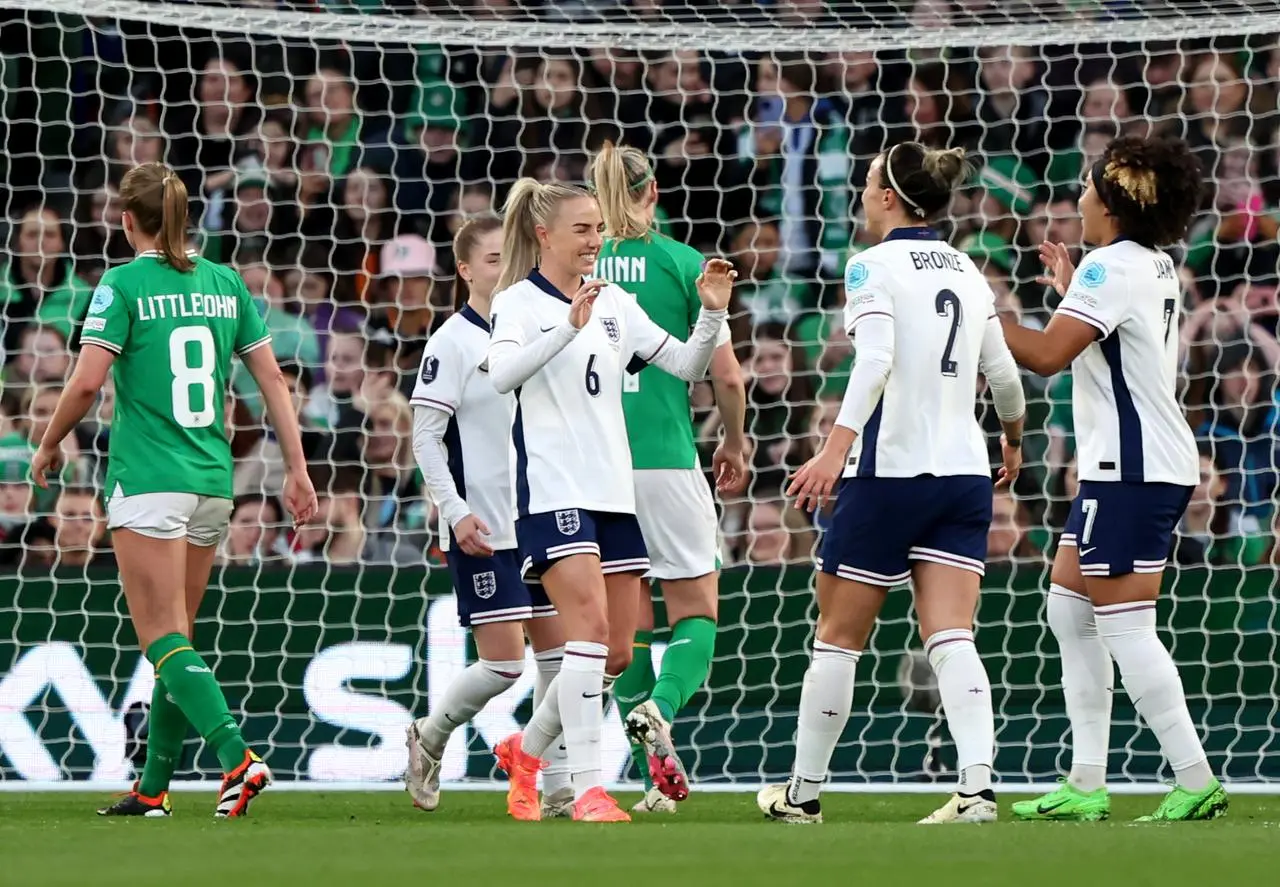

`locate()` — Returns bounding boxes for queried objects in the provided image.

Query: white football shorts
[633,468,720,581]
[106,491,234,548]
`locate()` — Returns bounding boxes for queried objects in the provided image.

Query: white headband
[885,144,926,219]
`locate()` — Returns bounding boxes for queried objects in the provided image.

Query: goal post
[0,0,1277,793]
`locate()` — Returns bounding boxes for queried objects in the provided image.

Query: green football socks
[612,630,657,789]
[137,676,188,797]
[145,633,248,774]
[650,617,717,722]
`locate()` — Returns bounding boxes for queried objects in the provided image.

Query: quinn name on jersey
[410,304,516,551]
[488,271,715,518]
[1054,239,1198,486]
[841,229,1013,479]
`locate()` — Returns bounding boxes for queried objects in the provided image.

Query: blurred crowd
[0,1,1277,572]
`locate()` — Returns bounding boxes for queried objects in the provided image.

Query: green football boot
[1136,780,1228,822]
[1011,780,1110,821]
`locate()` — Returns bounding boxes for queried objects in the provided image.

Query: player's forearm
[980,319,1028,424]
[709,344,747,451]
[487,324,579,394]
[821,424,858,462]
[1000,320,1065,376]
[834,353,890,435]
[411,407,470,529]
[40,385,96,452]
[653,308,728,381]
[834,313,894,434]
[259,373,309,474]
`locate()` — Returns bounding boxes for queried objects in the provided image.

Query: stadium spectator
[650,49,747,251]
[1197,342,1280,541]
[987,489,1037,565]
[737,498,815,565]
[369,234,440,391]
[0,207,93,353]
[334,165,398,300]
[0,434,34,565]
[291,478,366,566]
[727,220,810,327]
[169,54,262,229]
[5,325,71,398]
[974,45,1052,170]
[222,494,288,566]
[357,390,425,564]
[301,62,386,181]
[740,54,851,281]
[43,485,109,569]
[737,323,814,497]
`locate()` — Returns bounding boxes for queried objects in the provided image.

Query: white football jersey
[410,305,517,550]
[841,229,1001,479]
[1054,240,1198,485]
[488,271,674,517]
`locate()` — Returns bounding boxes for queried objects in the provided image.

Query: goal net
[0,0,1278,792]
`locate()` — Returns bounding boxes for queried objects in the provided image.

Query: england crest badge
[473,571,497,599]
[600,316,621,345]
[555,509,581,535]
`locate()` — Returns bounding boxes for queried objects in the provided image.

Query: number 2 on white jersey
[169,326,217,428]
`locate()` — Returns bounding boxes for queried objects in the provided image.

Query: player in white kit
[405,215,572,818]
[1003,136,1227,822]
[757,142,1026,825]
[486,179,732,823]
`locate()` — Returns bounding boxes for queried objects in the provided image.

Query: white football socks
[1048,584,1113,793]
[559,641,608,800]
[1095,601,1215,793]
[789,641,860,804]
[926,628,994,795]
[533,645,570,797]
[416,659,524,755]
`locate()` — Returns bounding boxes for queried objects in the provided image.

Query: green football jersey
[595,232,706,471]
[80,251,271,499]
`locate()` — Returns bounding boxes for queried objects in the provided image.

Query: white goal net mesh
[0,0,1278,790]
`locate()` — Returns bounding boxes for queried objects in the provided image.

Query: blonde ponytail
[119,161,194,272]
[587,141,654,241]
[159,174,194,272]
[496,177,592,293]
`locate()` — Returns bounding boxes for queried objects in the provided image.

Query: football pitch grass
[5,791,1276,887]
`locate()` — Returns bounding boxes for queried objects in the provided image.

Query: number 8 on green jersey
[79,250,272,500]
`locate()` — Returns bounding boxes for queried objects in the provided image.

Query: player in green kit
[31,162,317,818]
[588,143,748,813]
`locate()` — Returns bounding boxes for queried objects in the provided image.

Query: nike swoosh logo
[956,802,982,815]
[582,691,602,699]
[1079,547,1097,557]
[768,801,800,819]
[444,714,459,725]
[615,693,648,703]
[667,638,693,648]
[540,325,558,332]
[1035,799,1068,815]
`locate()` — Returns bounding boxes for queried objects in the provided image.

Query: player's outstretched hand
[995,434,1022,491]
[454,514,495,557]
[712,442,748,496]
[569,279,606,329]
[1036,241,1076,297]
[283,467,319,527]
[696,259,737,311]
[787,450,842,513]
[30,442,65,490]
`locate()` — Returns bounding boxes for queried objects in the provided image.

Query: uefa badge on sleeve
[473,571,497,600]
[555,509,581,535]
[88,285,115,315]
